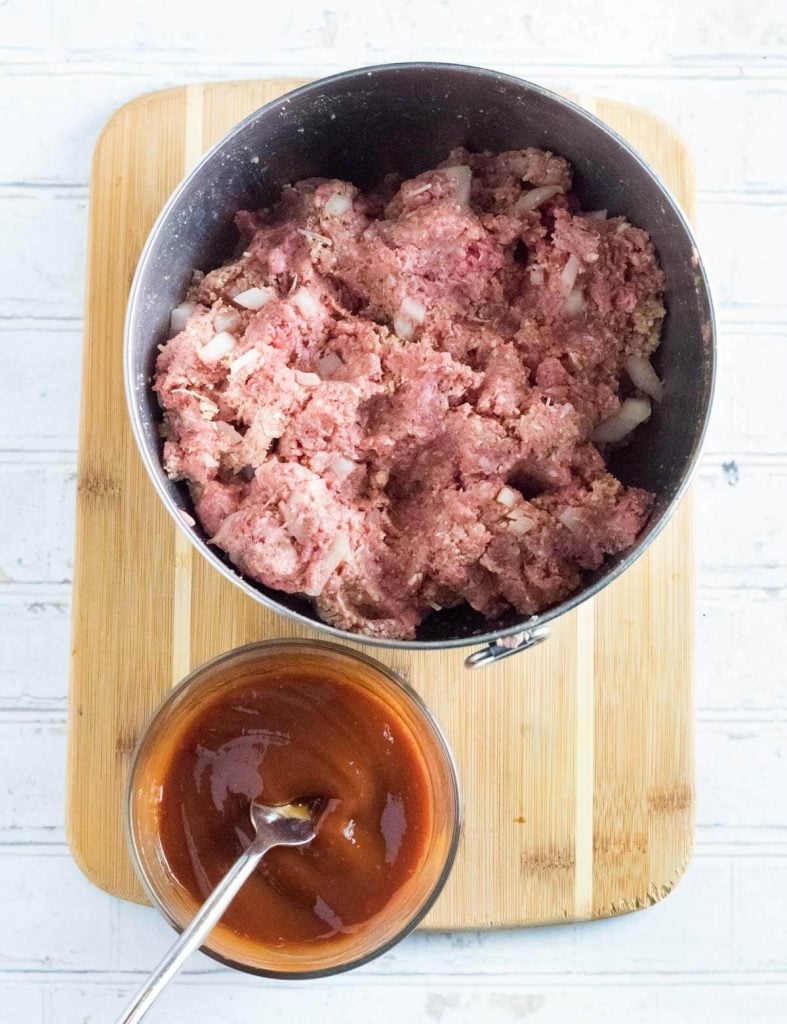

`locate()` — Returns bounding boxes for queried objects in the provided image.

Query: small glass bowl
[125,639,461,978]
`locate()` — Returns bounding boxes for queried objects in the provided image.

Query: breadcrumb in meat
[154,149,663,639]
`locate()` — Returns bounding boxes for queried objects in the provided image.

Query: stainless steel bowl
[125,62,715,667]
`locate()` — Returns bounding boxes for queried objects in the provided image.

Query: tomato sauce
[155,663,433,950]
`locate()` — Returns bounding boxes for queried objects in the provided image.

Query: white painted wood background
[2,0,786,1020]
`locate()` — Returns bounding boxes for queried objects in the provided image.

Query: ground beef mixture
[154,149,665,640]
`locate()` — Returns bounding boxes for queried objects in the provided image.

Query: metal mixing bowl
[125,62,715,668]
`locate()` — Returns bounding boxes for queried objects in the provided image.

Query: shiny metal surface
[125,62,715,661]
[464,626,551,669]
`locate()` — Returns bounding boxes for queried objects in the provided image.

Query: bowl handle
[464,625,550,669]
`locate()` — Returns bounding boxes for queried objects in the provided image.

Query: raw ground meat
[154,148,664,639]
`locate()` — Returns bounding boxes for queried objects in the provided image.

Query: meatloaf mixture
[155,148,665,639]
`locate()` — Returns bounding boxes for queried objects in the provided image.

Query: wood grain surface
[67,80,695,929]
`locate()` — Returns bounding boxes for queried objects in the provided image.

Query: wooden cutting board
[67,79,695,929]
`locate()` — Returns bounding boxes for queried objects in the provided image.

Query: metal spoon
[117,800,317,1024]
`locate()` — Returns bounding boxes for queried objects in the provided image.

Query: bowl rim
[124,637,463,979]
[124,60,716,653]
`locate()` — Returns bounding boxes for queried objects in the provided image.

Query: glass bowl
[126,639,461,978]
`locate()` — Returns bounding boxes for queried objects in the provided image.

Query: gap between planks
[573,599,595,920]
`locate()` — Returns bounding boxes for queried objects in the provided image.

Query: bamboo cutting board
[67,80,695,929]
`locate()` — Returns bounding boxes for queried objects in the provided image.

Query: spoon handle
[116,837,272,1024]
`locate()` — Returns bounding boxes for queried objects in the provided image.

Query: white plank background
[2,0,787,1020]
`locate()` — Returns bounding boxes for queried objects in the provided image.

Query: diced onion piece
[324,192,351,216]
[317,352,343,379]
[393,313,416,341]
[442,165,472,207]
[278,499,307,543]
[393,296,426,341]
[508,513,534,536]
[229,349,259,376]
[407,182,433,198]
[585,209,608,222]
[329,456,356,480]
[559,253,581,294]
[197,331,236,364]
[197,395,219,420]
[400,296,426,325]
[591,398,652,444]
[528,267,545,287]
[294,370,321,386]
[213,309,241,333]
[169,301,195,337]
[214,421,243,444]
[515,185,563,212]
[558,507,585,534]
[496,485,518,508]
[625,355,663,402]
[233,286,275,310]
[291,288,321,317]
[321,531,351,579]
[564,287,585,316]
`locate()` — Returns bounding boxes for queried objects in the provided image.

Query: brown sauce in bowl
[155,662,434,950]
